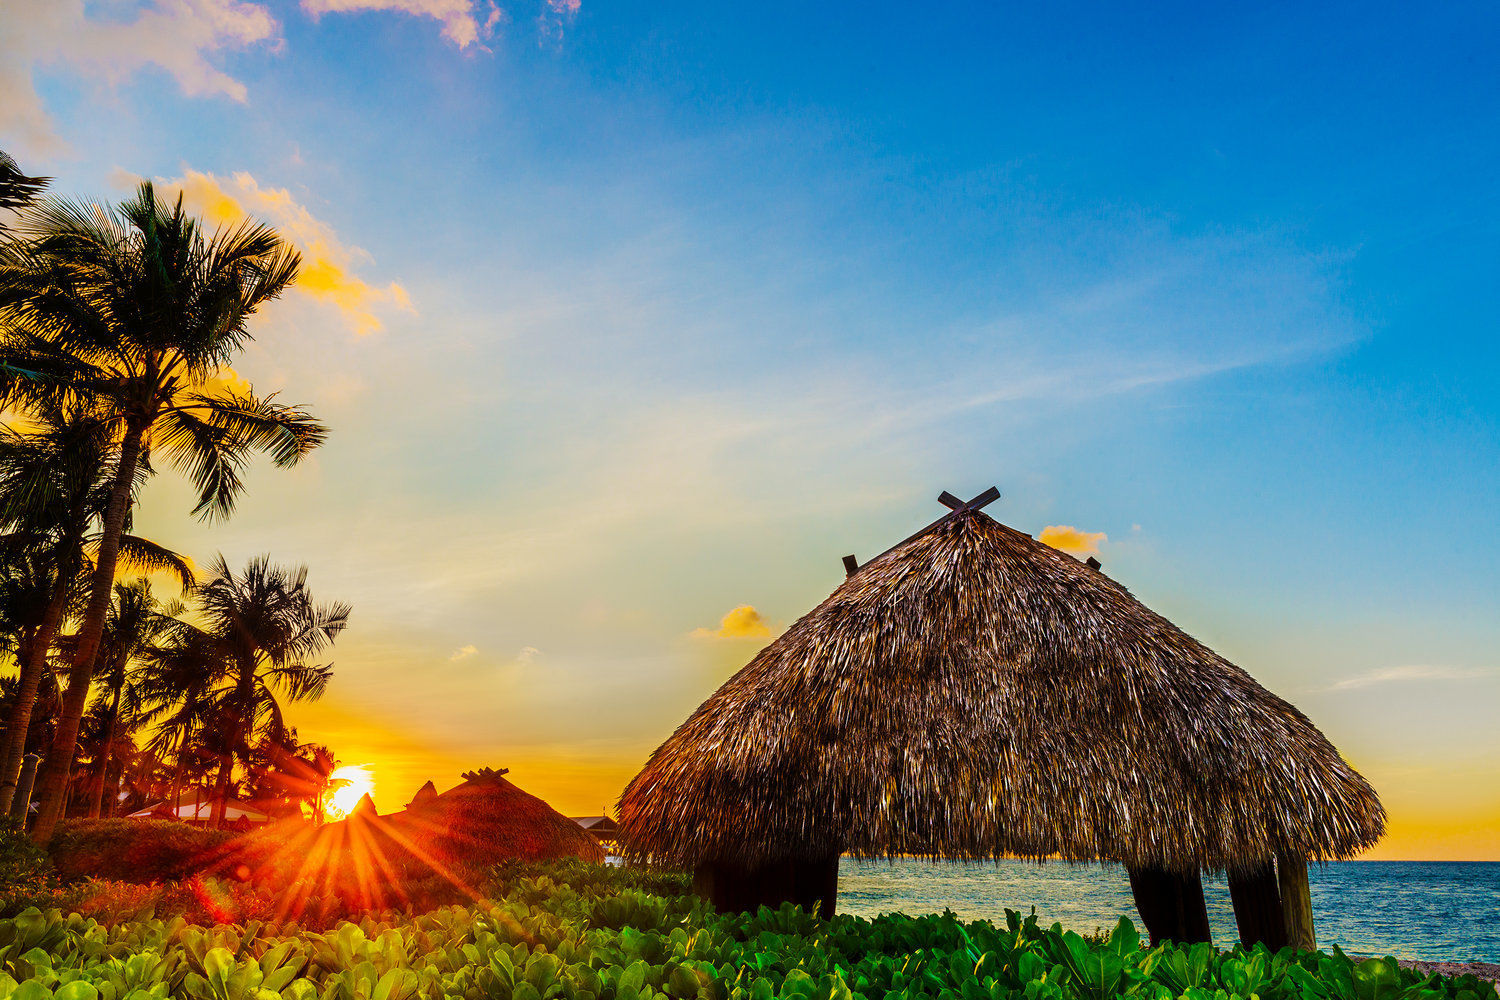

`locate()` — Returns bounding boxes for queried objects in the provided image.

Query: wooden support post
[694,855,839,918]
[1227,862,1287,951]
[1127,865,1212,945]
[1174,869,1213,945]
[1277,854,1316,952]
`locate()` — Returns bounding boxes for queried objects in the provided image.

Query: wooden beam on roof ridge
[845,485,1003,578]
[939,486,1000,512]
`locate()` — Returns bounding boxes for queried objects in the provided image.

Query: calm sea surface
[836,859,1500,963]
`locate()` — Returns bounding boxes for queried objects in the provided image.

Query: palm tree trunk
[212,656,256,829]
[170,754,185,816]
[30,422,145,844]
[211,752,233,828]
[0,567,72,812]
[86,680,124,818]
[104,752,127,818]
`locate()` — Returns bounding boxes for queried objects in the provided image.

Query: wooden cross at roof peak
[937,486,1001,513]
[844,486,1001,577]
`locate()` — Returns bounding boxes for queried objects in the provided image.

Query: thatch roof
[406,780,438,810]
[386,767,605,864]
[619,502,1384,873]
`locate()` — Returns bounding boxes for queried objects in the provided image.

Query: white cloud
[299,0,496,49]
[0,0,280,153]
[1324,665,1491,692]
[449,643,478,660]
[537,0,580,46]
[0,0,580,153]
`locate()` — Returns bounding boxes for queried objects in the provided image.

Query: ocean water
[837,859,1500,964]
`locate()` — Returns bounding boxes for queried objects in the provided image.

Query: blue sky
[2,0,1497,856]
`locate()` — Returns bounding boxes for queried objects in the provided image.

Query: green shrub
[0,817,51,885]
[46,819,243,883]
[0,875,1491,1000]
[490,857,692,897]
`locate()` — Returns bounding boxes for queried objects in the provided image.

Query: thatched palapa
[619,490,1383,944]
[386,767,605,865]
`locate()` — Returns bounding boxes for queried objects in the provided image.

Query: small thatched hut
[619,490,1383,947]
[406,781,438,810]
[387,767,605,865]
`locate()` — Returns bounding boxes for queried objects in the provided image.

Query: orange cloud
[300,0,495,48]
[196,365,254,397]
[144,169,413,335]
[690,605,774,640]
[1039,524,1107,556]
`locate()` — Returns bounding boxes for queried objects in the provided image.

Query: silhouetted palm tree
[0,183,326,842]
[0,151,47,219]
[0,406,192,812]
[156,556,349,826]
[136,623,221,818]
[272,742,344,824]
[82,578,182,817]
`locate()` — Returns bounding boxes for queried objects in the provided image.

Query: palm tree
[272,742,344,824]
[0,183,326,843]
[135,621,223,818]
[83,578,181,817]
[157,556,348,827]
[0,406,193,812]
[72,697,144,817]
[0,151,48,218]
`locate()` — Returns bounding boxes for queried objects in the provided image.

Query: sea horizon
[836,858,1500,964]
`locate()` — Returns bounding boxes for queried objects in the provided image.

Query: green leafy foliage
[46,823,243,885]
[0,822,53,889]
[0,861,1490,1000]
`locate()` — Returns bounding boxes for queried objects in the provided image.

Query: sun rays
[326,765,376,820]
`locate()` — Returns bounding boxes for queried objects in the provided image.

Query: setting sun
[326,765,375,820]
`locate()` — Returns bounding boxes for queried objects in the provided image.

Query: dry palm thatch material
[406,780,439,810]
[389,767,605,864]
[620,506,1383,873]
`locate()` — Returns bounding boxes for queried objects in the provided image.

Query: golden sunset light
[326,765,376,821]
[0,0,1496,981]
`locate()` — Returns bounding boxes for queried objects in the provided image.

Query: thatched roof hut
[406,780,438,810]
[619,490,1383,944]
[387,767,604,865]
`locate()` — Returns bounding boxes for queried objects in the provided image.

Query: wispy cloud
[448,644,478,660]
[689,605,774,640]
[1324,665,1492,692]
[0,0,579,153]
[300,0,497,49]
[134,168,413,334]
[538,0,580,46]
[0,0,279,153]
[1039,524,1106,556]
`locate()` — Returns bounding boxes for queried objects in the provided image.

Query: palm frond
[0,151,49,213]
[177,389,328,467]
[115,535,196,591]
[149,405,245,520]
